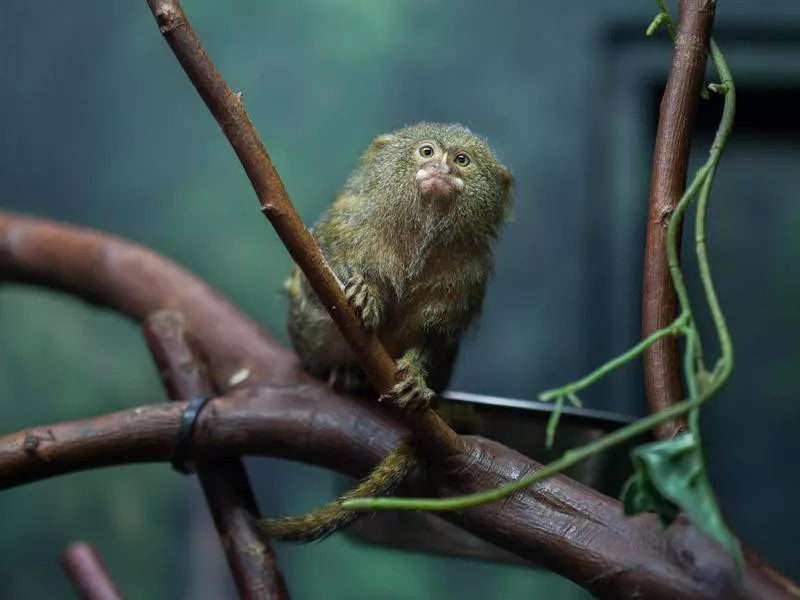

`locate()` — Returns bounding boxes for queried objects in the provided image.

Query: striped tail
[254,441,416,543]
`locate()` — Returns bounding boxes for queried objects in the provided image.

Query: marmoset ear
[358,133,396,169]
[368,134,395,152]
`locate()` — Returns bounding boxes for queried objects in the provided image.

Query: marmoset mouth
[416,173,463,198]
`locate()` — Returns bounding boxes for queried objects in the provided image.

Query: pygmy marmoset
[255,121,513,542]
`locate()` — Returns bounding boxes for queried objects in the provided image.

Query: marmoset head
[347,122,513,233]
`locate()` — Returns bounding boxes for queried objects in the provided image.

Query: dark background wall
[1,1,799,598]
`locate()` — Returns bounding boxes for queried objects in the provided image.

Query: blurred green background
[2,1,800,598]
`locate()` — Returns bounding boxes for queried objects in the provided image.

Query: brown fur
[256,122,513,542]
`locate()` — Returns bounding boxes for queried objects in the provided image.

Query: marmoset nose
[426,160,454,175]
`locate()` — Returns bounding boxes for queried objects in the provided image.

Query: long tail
[253,441,417,543]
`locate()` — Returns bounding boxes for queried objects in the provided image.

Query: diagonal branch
[642,0,715,439]
[143,0,458,456]
[142,310,290,600]
[60,542,126,600]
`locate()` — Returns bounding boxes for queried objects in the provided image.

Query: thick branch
[0,385,794,600]
[60,542,126,600]
[142,310,289,600]
[643,0,715,438]
[2,212,798,599]
[143,0,458,456]
[0,211,300,392]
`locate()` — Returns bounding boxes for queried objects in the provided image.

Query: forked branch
[0,388,793,600]
[1,213,798,599]
[142,310,290,600]
[1,0,798,596]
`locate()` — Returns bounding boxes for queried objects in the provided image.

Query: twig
[60,542,126,600]
[142,310,290,600]
[642,0,716,439]
[539,313,690,401]
[142,0,458,456]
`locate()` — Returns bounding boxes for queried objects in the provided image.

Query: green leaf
[621,432,743,572]
[620,464,681,526]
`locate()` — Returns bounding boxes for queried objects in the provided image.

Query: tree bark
[142,310,290,600]
[642,0,715,439]
[60,543,126,600]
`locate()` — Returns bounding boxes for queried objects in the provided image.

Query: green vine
[343,3,742,570]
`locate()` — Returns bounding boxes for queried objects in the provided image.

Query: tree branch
[142,310,290,600]
[2,212,798,599]
[0,211,301,392]
[0,386,793,600]
[0,0,792,597]
[60,542,126,600]
[142,0,458,456]
[643,0,715,439]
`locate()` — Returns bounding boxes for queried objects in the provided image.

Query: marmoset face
[413,140,470,199]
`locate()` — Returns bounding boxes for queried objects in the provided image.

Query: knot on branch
[657,207,675,228]
[23,434,40,455]
[153,3,185,36]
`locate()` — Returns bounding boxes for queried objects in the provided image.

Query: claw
[344,275,381,330]
[379,361,434,411]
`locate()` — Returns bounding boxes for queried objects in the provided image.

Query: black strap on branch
[171,394,214,475]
